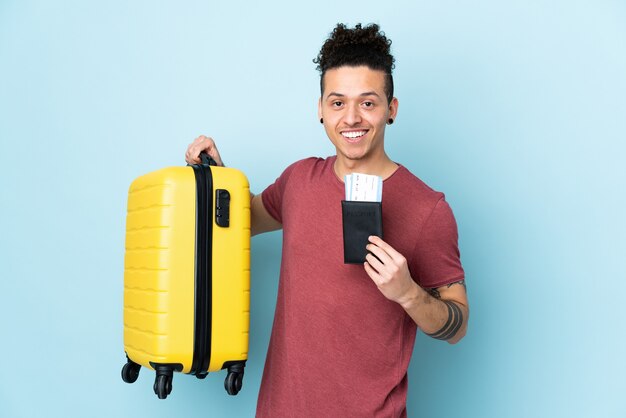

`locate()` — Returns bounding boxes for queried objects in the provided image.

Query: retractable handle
[200,152,217,166]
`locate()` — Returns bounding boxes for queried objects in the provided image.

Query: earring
[388,118,394,125]
[320,118,324,124]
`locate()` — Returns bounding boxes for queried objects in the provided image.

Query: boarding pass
[344,173,383,202]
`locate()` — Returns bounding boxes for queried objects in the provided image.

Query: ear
[318,97,323,121]
[388,97,399,121]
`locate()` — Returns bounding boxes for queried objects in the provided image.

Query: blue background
[1,1,624,417]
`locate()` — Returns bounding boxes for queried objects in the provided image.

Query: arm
[250,193,282,236]
[364,236,469,344]
[401,279,468,344]
[185,135,282,237]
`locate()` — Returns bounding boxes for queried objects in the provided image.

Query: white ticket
[344,173,383,202]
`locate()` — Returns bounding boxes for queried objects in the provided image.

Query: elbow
[447,330,465,345]
[447,322,468,345]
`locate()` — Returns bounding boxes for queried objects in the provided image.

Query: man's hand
[364,235,469,344]
[364,235,418,305]
[185,135,225,166]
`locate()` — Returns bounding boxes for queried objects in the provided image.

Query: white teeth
[342,131,366,139]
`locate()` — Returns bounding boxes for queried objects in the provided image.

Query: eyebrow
[326,91,382,99]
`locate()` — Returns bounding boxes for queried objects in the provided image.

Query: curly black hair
[313,23,395,103]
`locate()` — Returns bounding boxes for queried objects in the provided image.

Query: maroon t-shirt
[256,156,464,417]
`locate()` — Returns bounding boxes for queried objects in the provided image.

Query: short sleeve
[261,161,299,224]
[411,197,465,289]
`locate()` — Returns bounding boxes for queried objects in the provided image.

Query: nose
[343,103,362,126]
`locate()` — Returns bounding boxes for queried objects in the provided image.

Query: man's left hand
[364,236,417,305]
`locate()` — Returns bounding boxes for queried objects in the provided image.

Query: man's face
[318,65,398,164]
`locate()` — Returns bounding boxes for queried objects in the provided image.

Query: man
[186,23,468,417]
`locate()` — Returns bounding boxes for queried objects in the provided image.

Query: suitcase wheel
[224,372,242,396]
[154,374,173,399]
[224,363,245,396]
[121,360,141,384]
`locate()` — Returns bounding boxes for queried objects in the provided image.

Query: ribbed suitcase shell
[123,164,250,390]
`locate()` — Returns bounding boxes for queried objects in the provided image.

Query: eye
[362,101,374,108]
[332,101,343,108]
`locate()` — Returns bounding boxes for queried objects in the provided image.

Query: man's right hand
[185,135,225,166]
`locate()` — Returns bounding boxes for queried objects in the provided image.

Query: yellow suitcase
[121,154,250,399]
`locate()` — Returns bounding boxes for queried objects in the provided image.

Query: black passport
[341,200,383,264]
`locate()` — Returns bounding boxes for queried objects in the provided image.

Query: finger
[205,146,222,164]
[192,143,209,160]
[363,261,381,283]
[186,147,200,164]
[185,146,196,164]
[366,242,393,267]
[199,136,216,152]
[186,145,195,160]
[368,236,403,263]
[365,252,385,275]
[192,136,209,152]
[195,135,212,145]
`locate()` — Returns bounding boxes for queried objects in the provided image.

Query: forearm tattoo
[426,280,466,341]
[426,300,463,340]
[427,280,466,300]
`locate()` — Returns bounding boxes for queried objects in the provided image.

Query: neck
[333,153,398,181]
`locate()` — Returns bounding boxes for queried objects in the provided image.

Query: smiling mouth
[341,130,368,142]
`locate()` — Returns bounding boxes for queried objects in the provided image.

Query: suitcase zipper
[190,163,213,376]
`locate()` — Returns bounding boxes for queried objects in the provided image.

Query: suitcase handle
[199,152,217,166]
